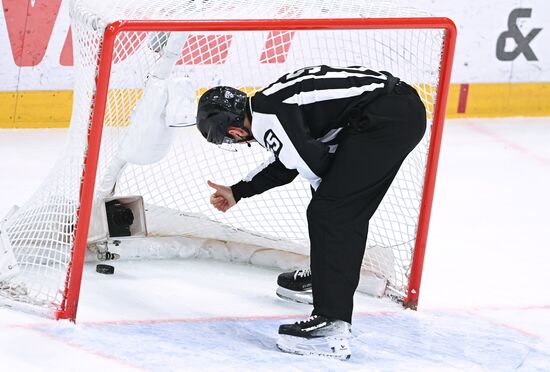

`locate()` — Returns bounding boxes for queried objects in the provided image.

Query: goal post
[0,0,456,321]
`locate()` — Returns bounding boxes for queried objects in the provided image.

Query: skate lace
[296,315,319,325]
[294,268,311,280]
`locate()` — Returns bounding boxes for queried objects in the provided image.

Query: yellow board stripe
[1,83,549,128]
[1,91,74,128]
[446,83,550,118]
[0,92,17,127]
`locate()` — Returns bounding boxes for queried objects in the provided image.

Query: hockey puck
[96,264,115,275]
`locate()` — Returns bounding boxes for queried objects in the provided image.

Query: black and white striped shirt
[231,65,399,201]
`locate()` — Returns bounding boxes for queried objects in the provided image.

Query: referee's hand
[207,180,237,213]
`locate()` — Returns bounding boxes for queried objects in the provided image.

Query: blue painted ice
[36,311,550,371]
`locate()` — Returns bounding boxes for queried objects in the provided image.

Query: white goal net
[0,0,455,319]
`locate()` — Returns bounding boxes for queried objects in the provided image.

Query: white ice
[1,118,550,371]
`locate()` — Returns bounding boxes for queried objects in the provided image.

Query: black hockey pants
[308,82,427,323]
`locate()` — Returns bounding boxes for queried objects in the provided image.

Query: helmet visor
[199,111,239,145]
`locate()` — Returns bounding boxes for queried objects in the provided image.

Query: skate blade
[276,287,313,305]
[276,334,351,360]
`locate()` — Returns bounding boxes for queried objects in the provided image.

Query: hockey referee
[195,65,426,359]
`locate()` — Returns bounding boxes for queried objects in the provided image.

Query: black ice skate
[276,315,352,360]
[276,268,313,305]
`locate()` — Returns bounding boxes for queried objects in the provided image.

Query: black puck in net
[96,264,115,275]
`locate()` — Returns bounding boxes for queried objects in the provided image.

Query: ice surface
[1,118,550,370]
[25,311,550,371]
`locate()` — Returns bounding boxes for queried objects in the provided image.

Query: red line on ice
[465,121,550,168]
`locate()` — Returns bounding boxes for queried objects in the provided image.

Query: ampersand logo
[264,130,282,156]
[496,8,542,61]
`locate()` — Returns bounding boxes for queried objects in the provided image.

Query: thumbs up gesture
[207,180,237,213]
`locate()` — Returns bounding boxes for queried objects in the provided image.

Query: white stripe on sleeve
[243,154,276,182]
[262,71,385,96]
[317,127,343,143]
[282,83,385,105]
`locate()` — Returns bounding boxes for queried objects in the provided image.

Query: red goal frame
[56,18,457,321]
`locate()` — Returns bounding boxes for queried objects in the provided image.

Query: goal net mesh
[0,0,446,316]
